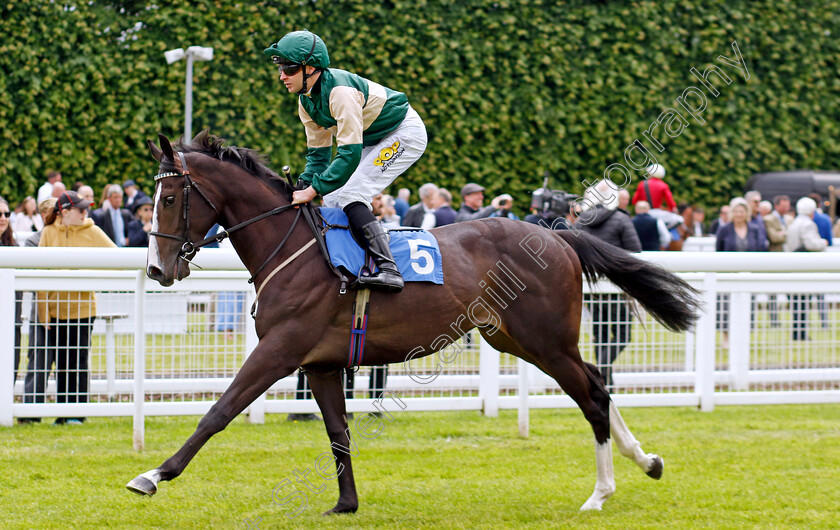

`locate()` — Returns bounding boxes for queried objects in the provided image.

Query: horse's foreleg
[305,370,359,515]
[127,344,297,496]
[609,401,664,479]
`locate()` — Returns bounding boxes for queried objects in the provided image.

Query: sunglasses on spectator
[0,211,10,218]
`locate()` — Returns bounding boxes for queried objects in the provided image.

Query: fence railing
[2,248,839,448]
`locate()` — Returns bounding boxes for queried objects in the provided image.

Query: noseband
[150,152,225,261]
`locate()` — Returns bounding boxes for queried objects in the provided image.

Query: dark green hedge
[1,1,838,215]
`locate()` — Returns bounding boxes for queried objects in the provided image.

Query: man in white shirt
[37,171,62,204]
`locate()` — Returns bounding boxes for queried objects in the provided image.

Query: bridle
[149,150,349,318]
[150,151,300,277]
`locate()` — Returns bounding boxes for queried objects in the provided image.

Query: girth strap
[348,289,371,367]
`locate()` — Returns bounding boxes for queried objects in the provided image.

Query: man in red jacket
[631,164,677,212]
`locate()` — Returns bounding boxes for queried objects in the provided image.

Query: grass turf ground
[2,404,839,529]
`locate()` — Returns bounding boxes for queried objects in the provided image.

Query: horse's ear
[158,133,176,162]
[147,139,163,162]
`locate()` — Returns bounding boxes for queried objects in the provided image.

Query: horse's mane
[172,130,292,197]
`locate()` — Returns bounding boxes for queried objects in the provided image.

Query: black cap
[55,190,93,212]
[131,195,154,215]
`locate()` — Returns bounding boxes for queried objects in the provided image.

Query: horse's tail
[555,230,702,332]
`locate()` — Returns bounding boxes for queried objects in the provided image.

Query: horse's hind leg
[305,370,359,515]
[519,351,617,509]
[581,362,664,479]
[610,401,665,479]
[483,327,617,510]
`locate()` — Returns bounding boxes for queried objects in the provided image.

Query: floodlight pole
[165,46,213,146]
[184,52,194,144]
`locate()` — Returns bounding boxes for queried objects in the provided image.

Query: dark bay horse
[127,132,701,513]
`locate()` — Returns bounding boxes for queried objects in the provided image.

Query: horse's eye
[163,196,176,207]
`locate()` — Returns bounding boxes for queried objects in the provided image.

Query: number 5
[408,239,434,275]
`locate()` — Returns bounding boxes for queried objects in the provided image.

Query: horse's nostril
[147,265,163,280]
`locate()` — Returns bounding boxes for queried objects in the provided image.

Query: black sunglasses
[271,56,302,75]
[277,63,302,76]
[0,211,10,218]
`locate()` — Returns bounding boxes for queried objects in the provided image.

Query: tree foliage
[1,1,838,213]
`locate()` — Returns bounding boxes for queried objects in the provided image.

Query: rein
[151,152,300,264]
[150,151,302,283]
[151,151,349,318]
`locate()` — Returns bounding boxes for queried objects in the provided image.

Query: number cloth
[320,208,443,284]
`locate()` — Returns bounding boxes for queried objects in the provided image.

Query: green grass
[2,405,839,528]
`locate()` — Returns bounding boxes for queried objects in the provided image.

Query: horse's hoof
[322,504,358,516]
[126,475,157,496]
[646,455,664,480]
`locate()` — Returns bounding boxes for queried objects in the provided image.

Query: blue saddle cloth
[320,208,444,284]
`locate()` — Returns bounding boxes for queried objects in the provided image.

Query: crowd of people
[5,174,152,249]
[4,174,152,425]
[6,163,838,419]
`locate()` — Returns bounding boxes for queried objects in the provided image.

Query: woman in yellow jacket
[38,191,116,425]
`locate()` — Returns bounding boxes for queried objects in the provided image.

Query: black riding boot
[356,221,404,292]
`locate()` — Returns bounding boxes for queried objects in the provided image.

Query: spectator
[575,180,641,389]
[617,188,631,212]
[785,197,828,340]
[12,196,43,234]
[38,191,116,425]
[785,197,828,252]
[715,197,765,348]
[716,198,764,252]
[773,195,793,226]
[630,163,677,212]
[91,184,132,247]
[77,185,95,205]
[490,194,519,220]
[19,199,58,423]
[432,188,457,227]
[632,200,671,251]
[50,181,66,199]
[691,206,706,236]
[762,198,787,326]
[807,193,833,246]
[709,205,730,235]
[744,190,768,250]
[394,188,410,220]
[833,217,840,240]
[23,198,56,248]
[123,179,149,212]
[37,171,62,204]
[454,183,502,222]
[762,200,786,252]
[402,183,438,229]
[377,194,401,227]
[127,196,154,247]
[0,199,21,384]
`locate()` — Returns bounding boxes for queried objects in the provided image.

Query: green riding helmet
[264,30,330,69]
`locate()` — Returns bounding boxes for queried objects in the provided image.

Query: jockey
[265,30,428,293]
